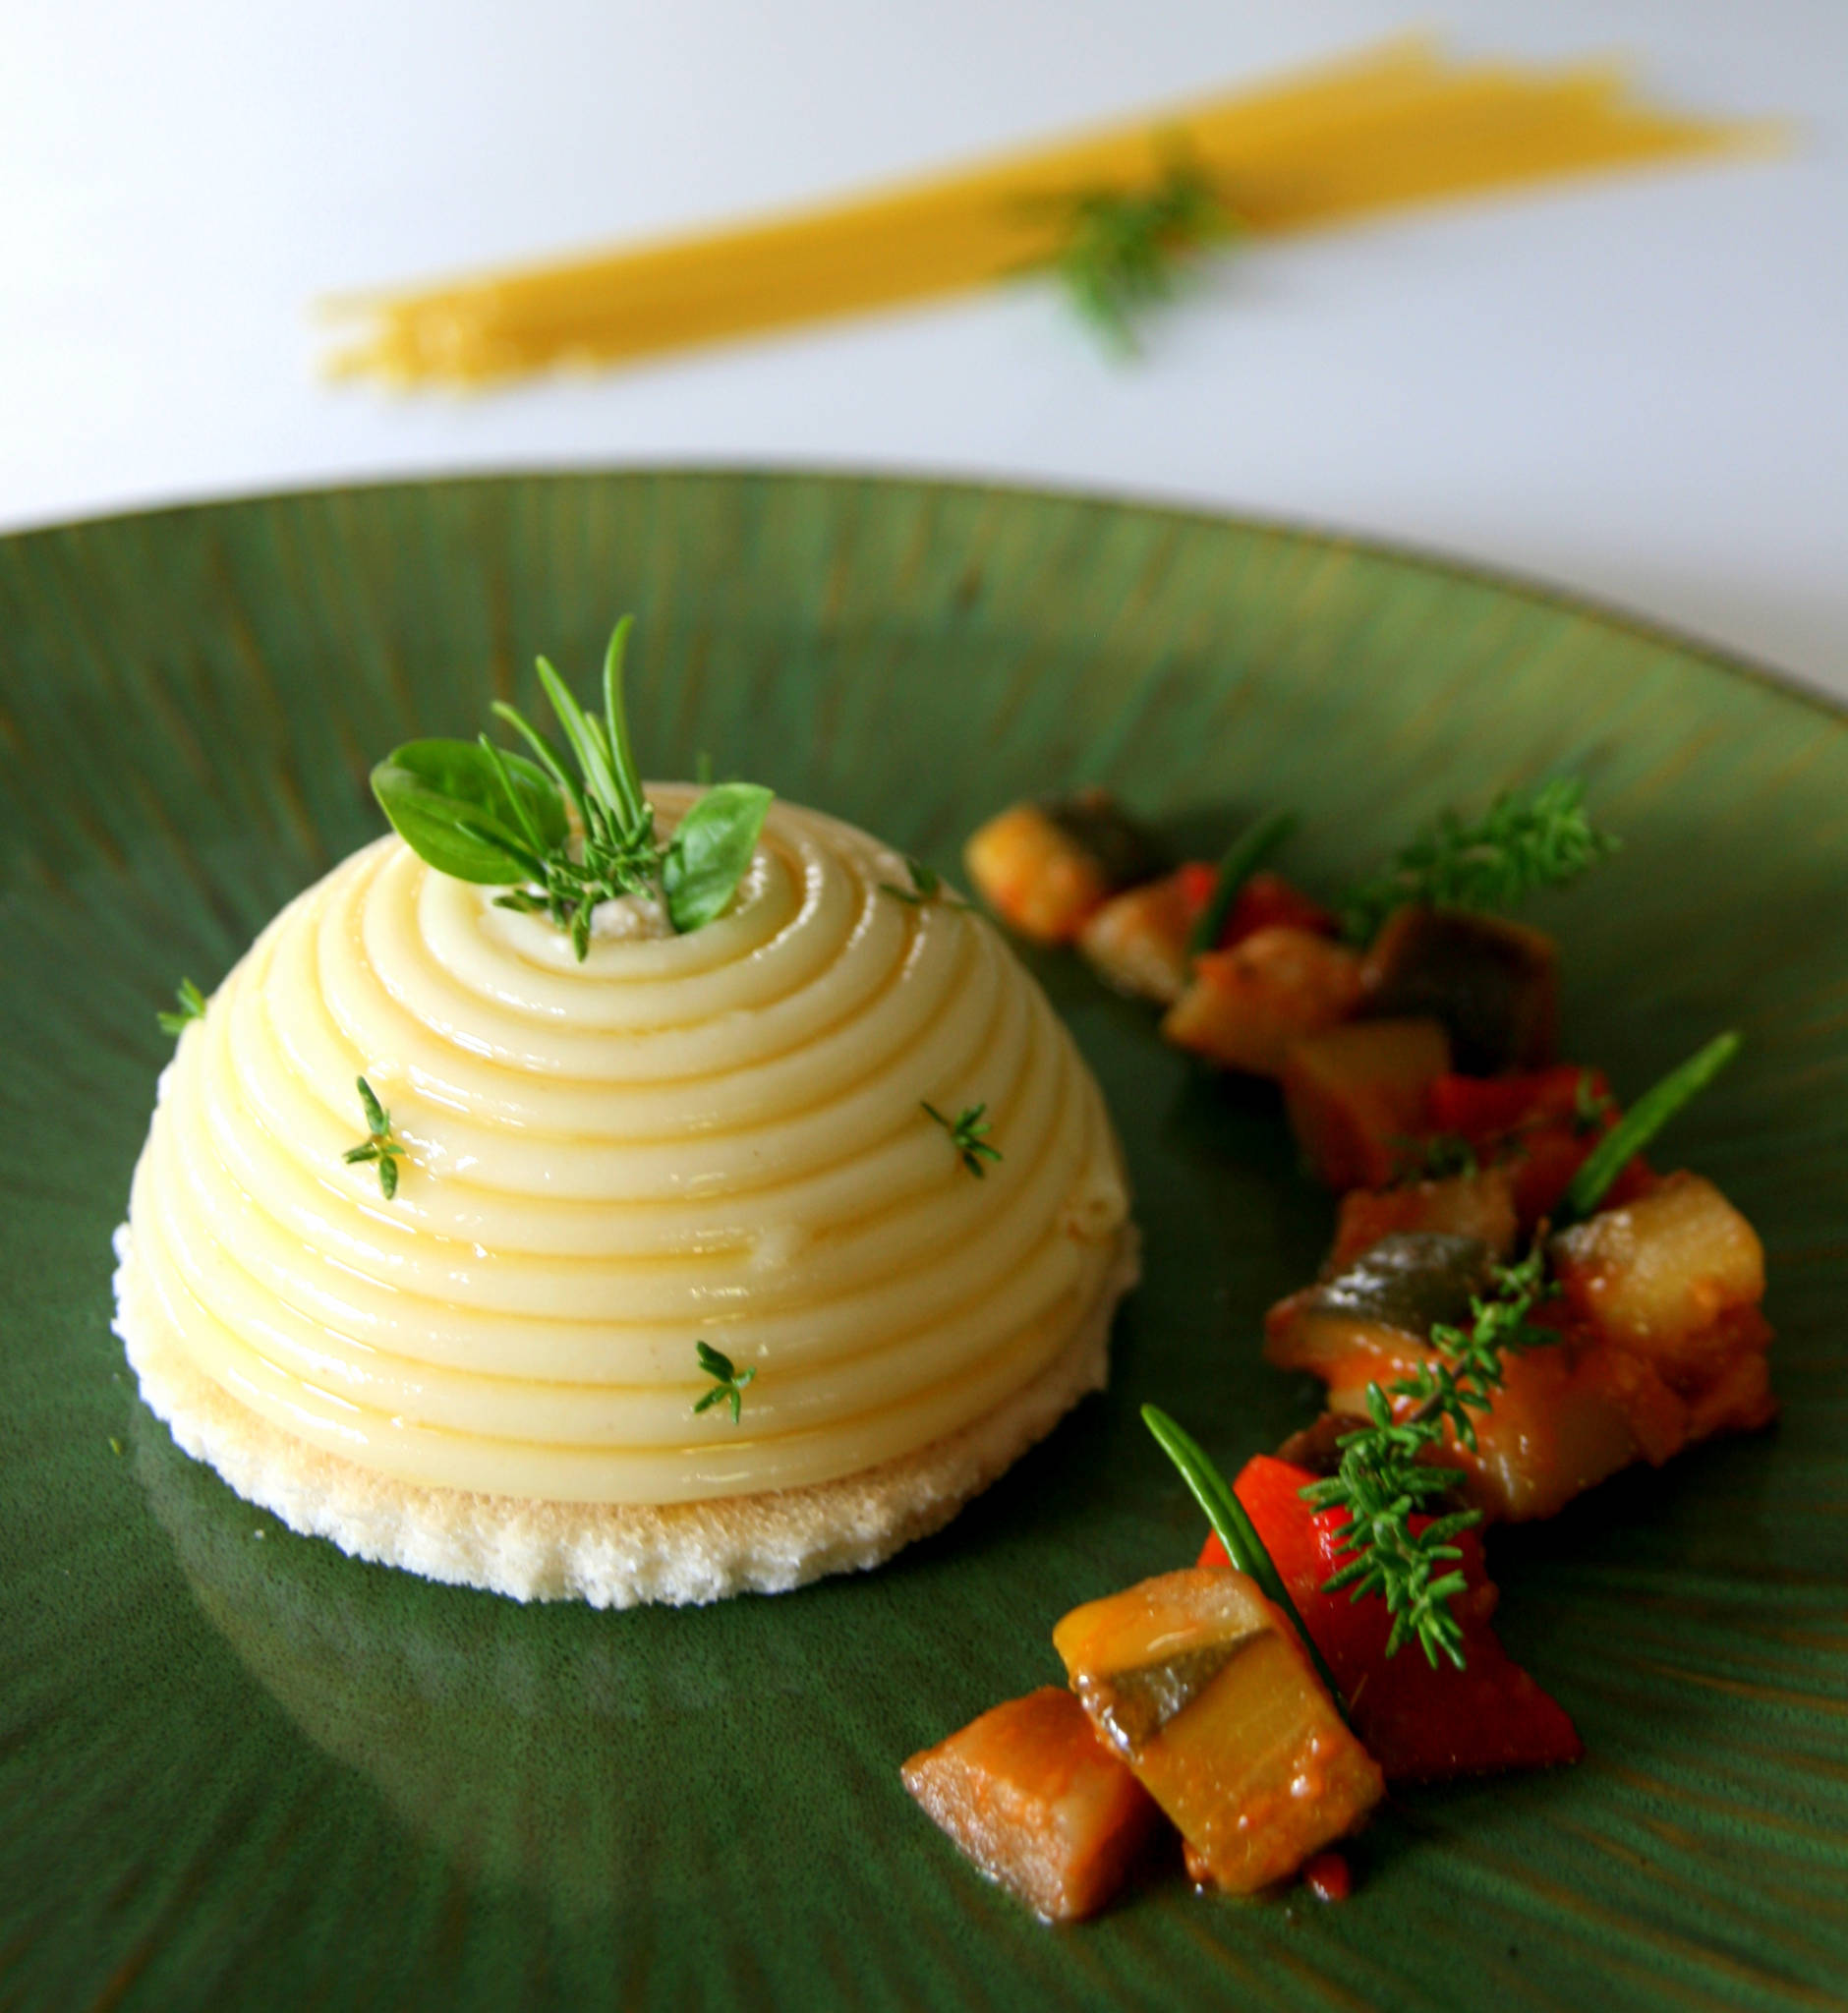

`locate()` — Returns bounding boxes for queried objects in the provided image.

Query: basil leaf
[663,783,773,933]
[371,739,565,885]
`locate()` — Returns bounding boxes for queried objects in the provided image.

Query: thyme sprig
[692,1340,756,1423]
[922,1100,1003,1178]
[1300,1245,1558,1668]
[1047,154,1239,354]
[879,856,969,910]
[1342,777,1619,942]
[1389,1131,1481,1182]
[371,618,772,958]
[157,978,208,1038]
[343,1076,408,1199]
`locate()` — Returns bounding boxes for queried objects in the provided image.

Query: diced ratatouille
[1267,1178,1775,1522]
[963,790,1162,944]
[1198,1457,1582,1784]
[1281,1018,1453,1191]
[1162,928,1365,1077]
[1052,1567,1383,1895]
[900,1687,1162,1922]
[1079,866,1337,1007]
[1358,906,1560,1073]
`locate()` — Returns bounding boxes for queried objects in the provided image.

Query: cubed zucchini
[1053,1568,1383,1895]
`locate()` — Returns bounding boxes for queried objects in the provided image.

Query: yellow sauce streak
[324,38,1774,388]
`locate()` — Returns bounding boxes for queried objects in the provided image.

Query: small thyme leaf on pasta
[692,1340,756,1422]
[157,978,208,1038]
[880,856,969,909]
[343,1075,408,1199]
[922,1100,1003,1178]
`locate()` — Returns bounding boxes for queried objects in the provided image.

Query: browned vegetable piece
[1053,1568,1383,1896]
[1360,906,1559,1073]
[900,1687,1164,1921]
[1162,928,1365,1076]
[964,789,1162,944]
[1551,1172,1776,1431]
[1281,1017,1453,1191]
[1078,864,1210,1005]
[1267,1232,1498,1379]
[1272,1179,1777,1524]
[1329,1162,1520,1268]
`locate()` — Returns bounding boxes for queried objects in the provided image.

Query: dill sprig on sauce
[922,1101,1004,1179]
[1342,777,1619,942]
[1299,1246,1556,1668]
[692,1340,756,1423]
[343,1076,408,1200]
[157,978,208,1038]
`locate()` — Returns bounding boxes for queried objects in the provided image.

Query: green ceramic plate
[3,473,1844,2012]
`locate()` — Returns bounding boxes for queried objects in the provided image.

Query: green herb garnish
[1572,1069,1615,1136]
[922,1100,1003,1178]
[1141,1404,1348,1715]
[1342,778,1619,942]
[692,1340,756,1423]
[1299,1246,1557,1668]
[157,978,208,1037]
[343,1076,408,1199]
[1049,154,1239,355]
[1185,809,1298,958]
[1557,1031,1741,1226]
[371,618,773,958]
[1390,1132,1481,1182]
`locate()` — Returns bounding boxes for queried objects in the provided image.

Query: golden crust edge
[111,1221,1139,1608]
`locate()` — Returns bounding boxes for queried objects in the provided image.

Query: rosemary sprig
[157,978,208,1037]
[692,1340,756,1423]
[1342,777,1619,942]
[1557,1031,1741,1226]
[1141,1405,1348,1717]
[1185,808,1299,958]
[1299,1246,1557,1668]
[371,619,773,957]
[343,1076,407,1199]
[922,1100,1003,1178]
[1049,154,1239,354]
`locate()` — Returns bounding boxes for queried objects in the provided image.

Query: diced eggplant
[963,790,1162,944]
[1162,928,1365,1077]
[1329,1163,1520,1268]
[1078,864,1215,1005]
[1282,1017,1453,1191]
[1360,906,1558,1073]
[900,1687,1163,1922]
[1053,1568,1383,1896]
[1267,1232,1498,1378]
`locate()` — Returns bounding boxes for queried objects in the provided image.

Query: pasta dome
[116,790,1137,1603]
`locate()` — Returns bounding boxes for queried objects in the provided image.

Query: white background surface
[5,1,1844,698]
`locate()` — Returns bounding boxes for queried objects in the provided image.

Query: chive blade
[1140,1404,1348,1718]
[1557,1030,1742,1225]
[1185,809,1299,958]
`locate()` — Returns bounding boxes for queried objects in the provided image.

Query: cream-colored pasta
[120,791,1131,1506]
